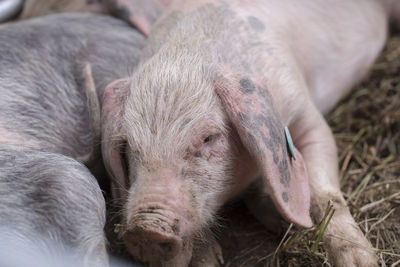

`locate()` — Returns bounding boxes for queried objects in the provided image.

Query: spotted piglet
[0,13,146,266]
[100,0,392,266]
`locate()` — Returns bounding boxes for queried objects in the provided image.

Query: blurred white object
[0,0,23,22]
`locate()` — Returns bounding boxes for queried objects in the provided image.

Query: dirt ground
[106,35,400,266]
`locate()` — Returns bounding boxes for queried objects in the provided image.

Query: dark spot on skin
[239,78,256,93]
[238,112,253,130]
[282,192,289,202]
[238,85,292,187]
[256,86,273,105]
[159,242,172,253]
[272,150,279,164]
[182,118,191,126]
[248,16,265,32]
[279,159,290,187]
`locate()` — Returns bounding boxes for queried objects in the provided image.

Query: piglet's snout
[123,224,182,262]
[123,167,193,262]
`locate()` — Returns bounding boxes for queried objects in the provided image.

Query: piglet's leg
[291,106,378,267]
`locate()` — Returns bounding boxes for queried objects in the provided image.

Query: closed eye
[204,136,213,143]
[203,134,220,145]
[120,141,130,188]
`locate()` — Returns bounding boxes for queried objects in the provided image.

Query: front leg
[291,106,378,266]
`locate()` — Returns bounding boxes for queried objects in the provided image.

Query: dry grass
[327,36,400,266]
[107,37,400,266]
[218,36,400,266]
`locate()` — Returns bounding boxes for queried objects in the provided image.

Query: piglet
[0,145,147,267]
[101,0,392,266]
[0,13,144,163]
[0,145,107,267]
[0,13,145,265]
[18,0,167,36]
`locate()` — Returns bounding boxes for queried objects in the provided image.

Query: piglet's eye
[204,136,213,143]
[204,134,220,144]
[120,141,130,187]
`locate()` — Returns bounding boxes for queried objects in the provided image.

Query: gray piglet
[0,13,145,266]
[0,145,107,267]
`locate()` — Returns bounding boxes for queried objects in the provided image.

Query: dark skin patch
[235,80,291,187]
[247,16,265,32]
[182,118,191,126]
[282,192,289,202]
[239,78,256,93]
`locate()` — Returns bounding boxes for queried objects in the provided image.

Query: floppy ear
[104,0,167,36]
[215,74,312,228]
[101,79,130,202]
[76,63,101,168]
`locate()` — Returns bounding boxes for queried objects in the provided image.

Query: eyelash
[203,135,213,143]
[203,134,221,145]
[120,141,130,187]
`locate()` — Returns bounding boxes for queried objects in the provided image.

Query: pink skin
[101,0,392,266]
[216,75,311,227]
[0,125,41,149]
[101,79,130,202]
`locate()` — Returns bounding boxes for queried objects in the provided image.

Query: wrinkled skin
[100,0,398,266]
[0,14,145,266]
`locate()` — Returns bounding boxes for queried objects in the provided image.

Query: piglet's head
[101,68,239,264]
[101,61,312,264]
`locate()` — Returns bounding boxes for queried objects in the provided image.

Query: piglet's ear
[215,75,312,228]
[102,79,130,202]
[104,0,167,36]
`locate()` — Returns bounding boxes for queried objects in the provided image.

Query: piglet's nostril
[158,241,173,253]
[123,227,182,262]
